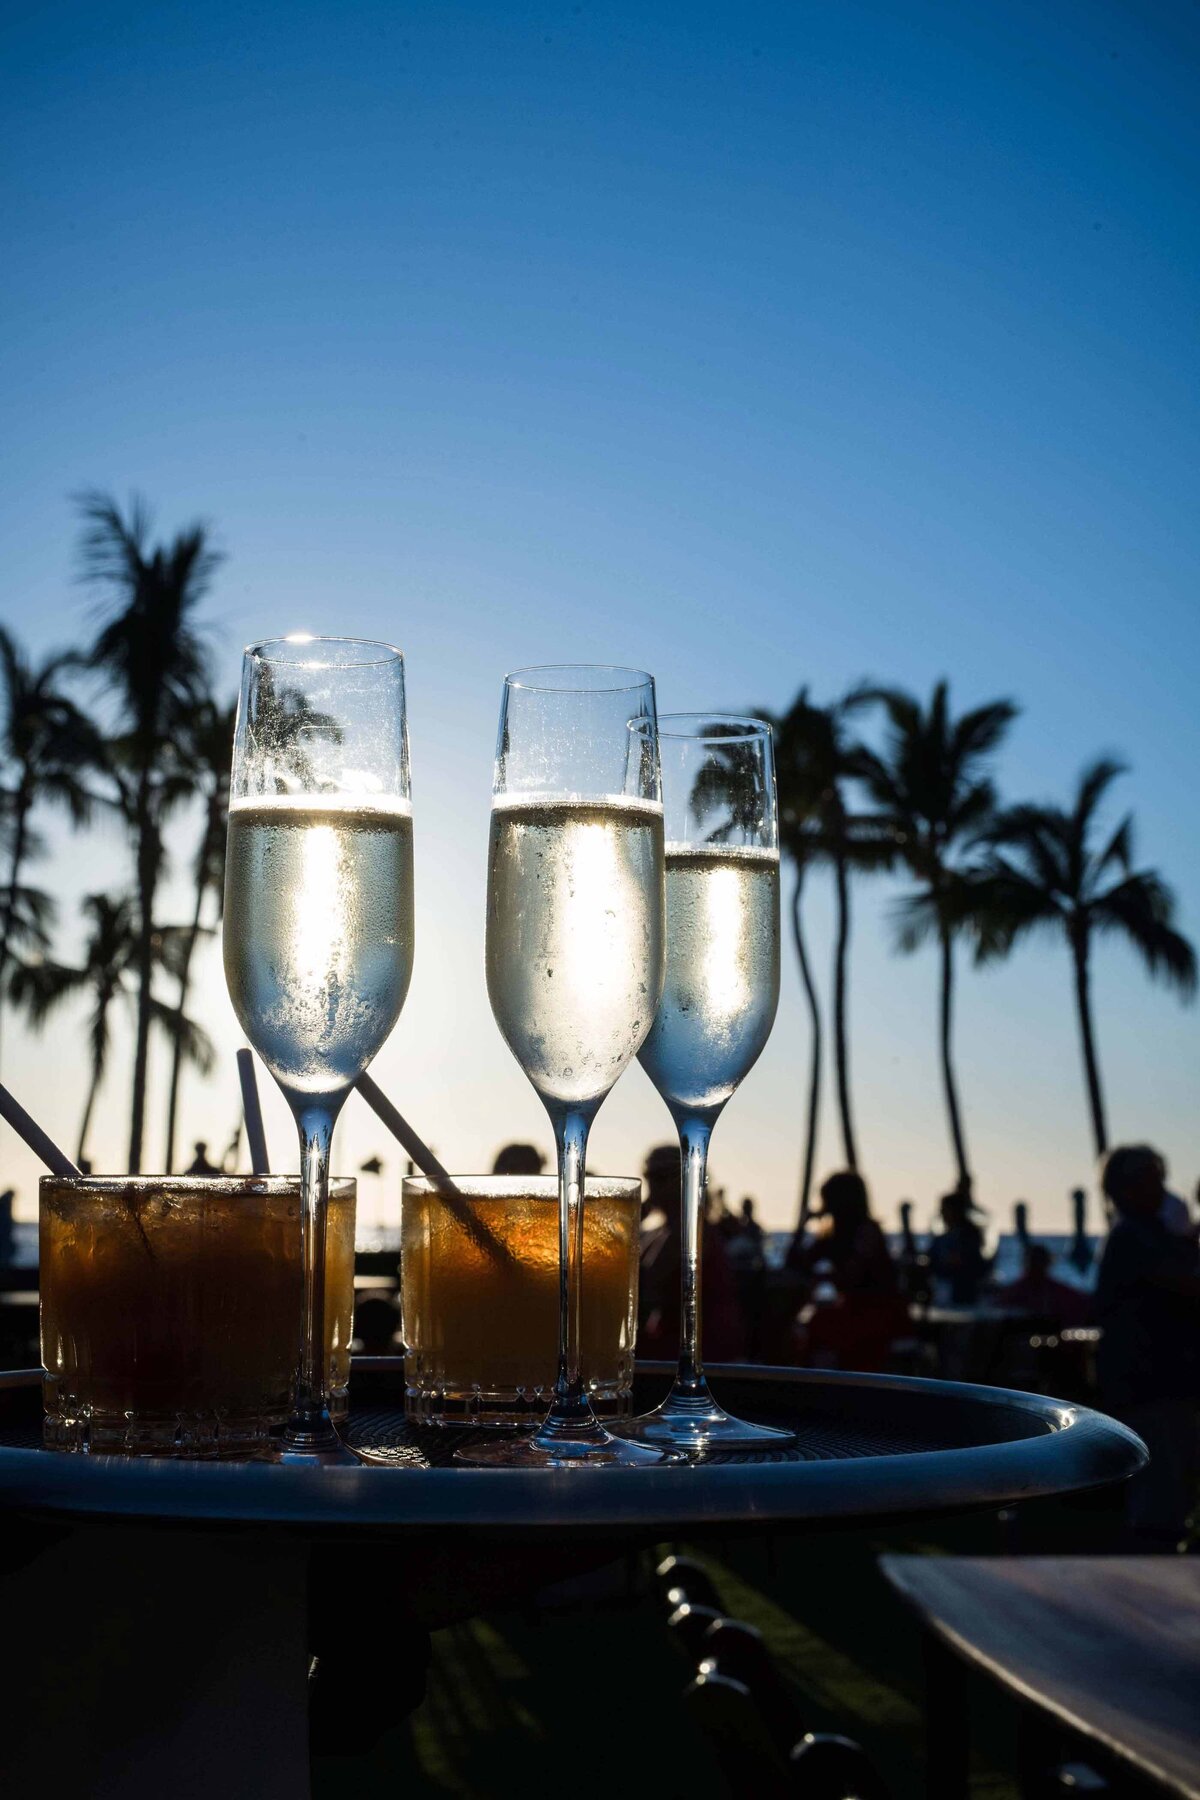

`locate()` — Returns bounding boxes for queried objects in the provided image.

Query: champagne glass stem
[543,1106,598,1437]
[674,1113,713,1400]
[286,1102,338,1448]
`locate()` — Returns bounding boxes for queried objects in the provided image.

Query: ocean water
[5,1216,1100,1291]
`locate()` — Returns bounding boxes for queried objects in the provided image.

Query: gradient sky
[2,0,1197,1235]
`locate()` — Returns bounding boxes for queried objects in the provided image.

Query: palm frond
[986,804,1071,897]
[688,736,771,842]
[951,699,1019,764]
[7,956,88,1026]
[148,998,216,1075]
[1075,757,1127,831]
[959,862,1064,964]
[0,882,56,951]
[152,922,213,982]
[1096,811,1133,878]
[890,888,943,955]
[1092,871,1198,998]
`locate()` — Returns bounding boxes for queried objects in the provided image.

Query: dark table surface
[881,1555,1200,1798]
[0,1358,1144,1536]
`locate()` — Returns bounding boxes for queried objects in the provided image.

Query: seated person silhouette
[995,1241,1088,1324]
[185,1141,220,1176]
[928,1190,989,1305]
[638,1143,745,1361]
[1096,1143,1200,1548]
[491,1142,546,1176]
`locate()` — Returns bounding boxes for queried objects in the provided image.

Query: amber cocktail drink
[401,1176,640,1424]
[40,1176,356,1455]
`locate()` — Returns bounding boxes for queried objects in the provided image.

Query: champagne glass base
[263,1412,362,1466]
[263,1432,431,1468]
[454,1423,672,1469]
[613,1393,797,1455]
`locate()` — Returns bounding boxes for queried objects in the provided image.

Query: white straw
[0,1081,81,1178]
[354,1072,452,1183]
[237,1049,271,1175]
[353,1073,515,1269]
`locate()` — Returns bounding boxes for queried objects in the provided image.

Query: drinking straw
[354,1072,516,1270]
[0,1081,82,1179]
[354,1073,454,1184]
[237,1049,271,1176]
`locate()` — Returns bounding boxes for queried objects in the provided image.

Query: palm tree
[163,694,237,1173]
[969,759,1196,1159]
[0,628,101,1058]
[760,687,891,1213]
[10,894,214,1166]
[77,492,219,1172]
[856,681,1017,1191]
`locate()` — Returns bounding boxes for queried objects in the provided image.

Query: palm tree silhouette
[969,759,1196,1159]
[759,687,891,1208]
[0,627,102,1060]
[11,893,214,1167]
[163,694,237,1173]
[77,492,219,1172]
[857,680,1017,1191]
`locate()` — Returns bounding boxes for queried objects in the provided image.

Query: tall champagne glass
[616,716,796,1452]
[457,666,668,1468]
[223,636,413,1459]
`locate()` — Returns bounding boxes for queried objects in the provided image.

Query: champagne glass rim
[657,712,772,742]
[245,634,404,669]
[504,663,655,694]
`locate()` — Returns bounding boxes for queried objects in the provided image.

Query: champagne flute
[457,665,668,1468]
[223,635,413,1460]
[616,715,796,1452]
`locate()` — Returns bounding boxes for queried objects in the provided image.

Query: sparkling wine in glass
[223,635,413,1459]
[456,665,669,1468]
[616,714,796,1452]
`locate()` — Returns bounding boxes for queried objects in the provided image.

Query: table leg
[923,1627,970,1799]
[0,1519,311,1799]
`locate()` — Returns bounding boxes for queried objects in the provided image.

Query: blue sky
[2,0,1197,1233]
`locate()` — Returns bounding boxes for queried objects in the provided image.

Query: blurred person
[184,1141,219,1176]
[491,1142,546,1176]
[353,1293,400,1355]
[1148,1148,1196,1239]
[739,1196,764,1246]
[796,1172,897,1296]
[929,1190,990,1305]
[725,1196,766,1270]
[638,1143,745,1361]
[1097,1144,1200,1549]
[995,1241,1088,1325]
[792,1172,905,1372]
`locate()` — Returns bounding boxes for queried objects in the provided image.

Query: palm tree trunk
[81,980,117,1168]
[77,1058,103,1168]
[790,869,822,1243]
[0,788,31,1063]
[1072,925,1107,1159]
[164,862,207,1174]
[128,769,156,1173]
[832,844,858,1171]
[939,926,971,1190]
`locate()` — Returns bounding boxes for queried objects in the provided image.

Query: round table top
[0,1361,1144,1537]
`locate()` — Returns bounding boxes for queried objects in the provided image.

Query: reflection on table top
[881,1555,1200,1799]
